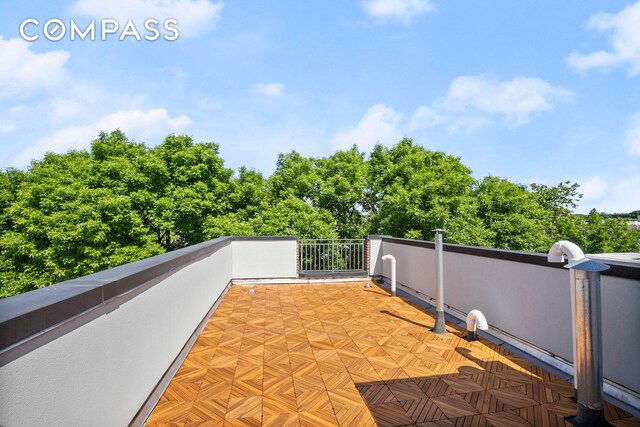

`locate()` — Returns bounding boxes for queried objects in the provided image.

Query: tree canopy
[1,131,637,298]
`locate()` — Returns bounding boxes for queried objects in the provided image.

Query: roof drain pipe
[432,229,447,333]
[381,254,396,297]
[563,258,610,427]
[465,309,488,341]
[548,240,586,399]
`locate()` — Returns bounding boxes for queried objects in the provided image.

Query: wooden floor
[146,282,638,427]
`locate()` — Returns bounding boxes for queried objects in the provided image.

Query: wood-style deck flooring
[146,282,638,426]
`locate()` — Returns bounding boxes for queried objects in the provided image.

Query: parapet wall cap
[565,258,610,272]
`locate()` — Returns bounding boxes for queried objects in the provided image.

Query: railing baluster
[298,239,365,274]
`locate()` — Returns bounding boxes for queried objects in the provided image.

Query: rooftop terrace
[146,282,634,426]
[0,236,638,426]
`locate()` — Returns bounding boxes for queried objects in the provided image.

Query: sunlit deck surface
[146,282,637,426]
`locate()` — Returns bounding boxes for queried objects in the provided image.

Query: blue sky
[0,0,638,213]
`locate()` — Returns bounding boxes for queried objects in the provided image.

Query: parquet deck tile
[388,380,430,401]
[443,375,486,395]
[261,412,299,427]
[190,400,227,422]
[223,415,261,426]
[204,367,235,383]
[328,387,367,410]
[147,282,637,426]
[262,373,294,394]
[333,405,376,427]
[299,408,339,426]
[233,365,262,381]
[460,390,505,414]
[225,396,262,419]
[311,340,337,350]
[262,393,297,414]
[294,373,326,393]
[323,371,355,390]
[482,410,533,426]
[210,356,238,369]
[402,397,447,422]
[148,401,194,423]
[416,420,455,426]
[164,381,202,401]
[229,379,261,399]
[196,381,232,402]
[432,394,481,418]
[611,417,640,426]
[378,366,412,382]
[487,387,539,409]
[357,383,397,404]
[296,389,334,412]
[369,401,416,426]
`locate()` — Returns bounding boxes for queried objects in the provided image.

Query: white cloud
[566,1,640,76]
[409,75,572,133]
[577,174,640,214]
[198,99,223,110]
[330,104,402,151]
[408,106,446,130]
[625,112,640,156]
[0,105,29,134]
[0,121,15,134]
[12,108,192,166]
[70,0,224,38]
[441,75,573,126]
[335,76,570,151]
[581,176,608,201]
[251,82,284,97]
[0,37,70,99]
[362,0,435,23]
[446,115,491,134]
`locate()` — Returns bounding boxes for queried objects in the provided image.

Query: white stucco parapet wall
[372,237,640,406]
[0,236,299,427]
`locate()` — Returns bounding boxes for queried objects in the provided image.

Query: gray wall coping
[381,237,640,280]
[0,236,238,350]
[2,235,636,351]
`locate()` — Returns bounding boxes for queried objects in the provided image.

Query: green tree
[312,147,367,238]
[268,151,316,201]
[365,138,490,245]
[250,196,336,239]
[146,134,233,250]
[0,148,161,297]
[475,176,551,252]
[563,210,639,253]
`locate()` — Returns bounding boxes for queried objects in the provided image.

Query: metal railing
[299,239,365,273]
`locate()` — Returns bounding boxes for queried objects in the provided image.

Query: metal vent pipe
[564,258,609,427]
[432,229,446,333]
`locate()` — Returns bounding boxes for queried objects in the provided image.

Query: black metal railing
[299,239,365,273]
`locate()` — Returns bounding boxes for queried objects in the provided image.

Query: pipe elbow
[466,309,488,332]
[381,254,396,264]
[548,240,585,263]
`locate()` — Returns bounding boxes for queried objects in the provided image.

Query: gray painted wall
[0,237,299,427]
[232,239,297,279]
[0,245,232,427]
[368,236,383,276]
[379,240,640,395]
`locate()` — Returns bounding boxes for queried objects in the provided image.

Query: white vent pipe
[381,254,396,296]
[547,240,586,394]
[466,309,488,340]
[548,240,585,263]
